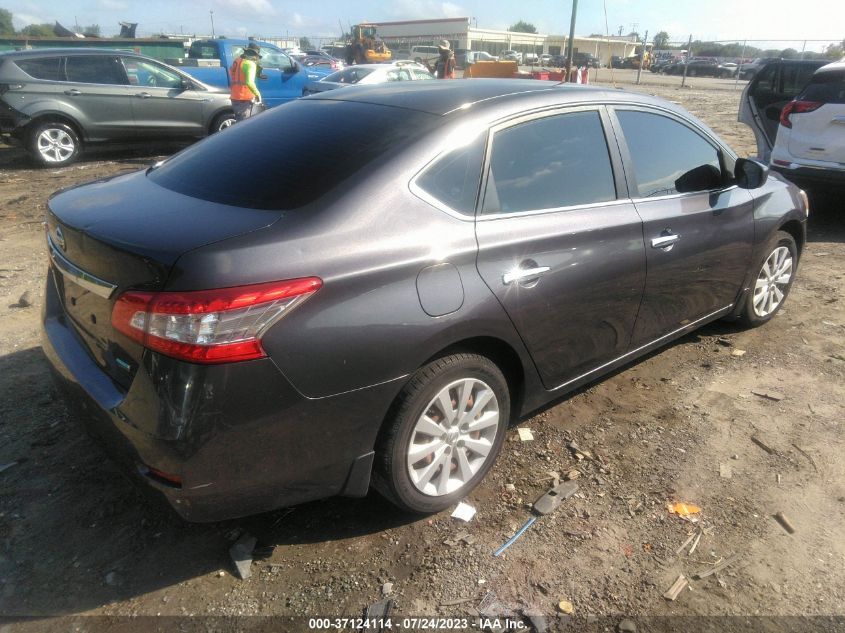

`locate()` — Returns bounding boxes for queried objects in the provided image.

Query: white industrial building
[370,17,639,63]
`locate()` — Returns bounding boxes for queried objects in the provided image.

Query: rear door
[740,60,826,160]
[474,106,646,390]
[62,55,134,140]
[121,56,206,138]
[609,107,754,346]
[787,66,845,162]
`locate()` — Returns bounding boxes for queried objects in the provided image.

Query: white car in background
[302,61,434,95]
[768,61,845,191]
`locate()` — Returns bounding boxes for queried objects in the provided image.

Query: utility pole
[680,34,692,88]
[209,10,215,38]
[565,0,579,80]
[734,40,747,90]
[636,30,648,84]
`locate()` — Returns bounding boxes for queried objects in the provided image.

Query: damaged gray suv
[0,49,234,166]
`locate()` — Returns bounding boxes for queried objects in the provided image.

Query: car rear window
[148,100,438,210]
[16,57,64,80]
[800,71,845,104]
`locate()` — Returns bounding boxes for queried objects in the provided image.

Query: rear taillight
[779,100,823,128]
[111,278,322,364]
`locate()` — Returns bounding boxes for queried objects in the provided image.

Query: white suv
[411,46,440,65]
[769,61,845,190]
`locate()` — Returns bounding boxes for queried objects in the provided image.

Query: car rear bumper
[41,268,399,522]
[0,99,28,138]
[771,162,845,188]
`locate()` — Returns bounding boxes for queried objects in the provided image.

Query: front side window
[16,57,63,81]
[122,58,183,89]
[617,110,722,198]
[482,110,616,214]
[65,56,127,85]
[325,67,373,84]
[231,46,294,71]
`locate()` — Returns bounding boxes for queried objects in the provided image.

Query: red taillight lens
[111,278,322,364]
[779,100,823,129]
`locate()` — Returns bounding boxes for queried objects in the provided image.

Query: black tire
[374,353,510,514]
[738,230,798,327]
[211,111,236,134]
[29,120,80,167]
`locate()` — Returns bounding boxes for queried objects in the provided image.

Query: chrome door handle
[135,92,151,99]
[832,116,845,124]
[63,89,81,96]
[651,234,680,250]
[502,266,550,285]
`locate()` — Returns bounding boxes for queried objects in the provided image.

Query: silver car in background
[0,48,235,167]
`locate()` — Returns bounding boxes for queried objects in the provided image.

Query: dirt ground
[1,72,843,633]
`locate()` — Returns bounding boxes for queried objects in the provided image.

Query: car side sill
[549,304,734,393]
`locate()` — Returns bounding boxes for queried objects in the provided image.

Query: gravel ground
[0,72,843,633]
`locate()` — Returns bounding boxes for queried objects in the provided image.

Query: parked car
[524,52,539,64]
[738,58,831,162]
[540,53,554,65]
[610,55,624,69]
[304,50,344,70]
[764,61,845,190]
[467,51,498,64]
[739,57,781,80]
[42,79,807,521]
[411,45,441,66]
[171,39,331,109]
[501,50,523,63]
[393,49,412,61]
[572,52,599,68]
[302,62,433,95]
[0,48,234,167]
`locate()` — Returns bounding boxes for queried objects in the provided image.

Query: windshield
[324,67,374,83]
[148,100,438,210]
[231,45,293,70]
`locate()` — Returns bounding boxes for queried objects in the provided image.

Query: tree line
[652,30,844,60]
[1,7,100,38]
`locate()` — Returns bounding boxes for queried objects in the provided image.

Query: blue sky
[6,0,844,49]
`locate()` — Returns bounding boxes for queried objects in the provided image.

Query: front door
[475,107,646,390]
[610,107,755,347]
[121,57,205,138]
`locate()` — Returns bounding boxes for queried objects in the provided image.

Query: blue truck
[167,39,331,109]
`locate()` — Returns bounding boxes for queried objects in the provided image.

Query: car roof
[815,60,845,75]
[306,78,679,118]
[0,47,147,59]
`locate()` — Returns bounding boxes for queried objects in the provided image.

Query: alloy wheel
[36,128,76,163]
[406,378,500,496]
[753,246,793,317]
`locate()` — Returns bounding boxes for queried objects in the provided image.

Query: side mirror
[284,62,299,74]
[734,157,769,189]
[675,164,722,193]
[181,78,195,91]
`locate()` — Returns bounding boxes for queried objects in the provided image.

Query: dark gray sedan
[42,80,807,521]
[0,48,234,166]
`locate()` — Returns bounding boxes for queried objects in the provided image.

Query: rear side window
[16,57,64,80]
[617,110,721,198]
[148,100,438,210]
[483,110,616,214]
[800,71,845,104]
[325,67,373,83]
[416,133,486,214]
[65,56,128,85]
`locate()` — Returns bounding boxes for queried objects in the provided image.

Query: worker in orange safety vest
[230,44,262,121]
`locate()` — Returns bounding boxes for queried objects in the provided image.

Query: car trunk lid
[46,169,282,389]
[787,69,845,163]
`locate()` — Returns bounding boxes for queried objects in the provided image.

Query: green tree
[779,48,799,59]
[824,39,844,59]
[509,20,537,34]
[20,23,54,37]
[82,24,100,37]
[0,8,14,36]
[653,31,669,49]
[299,36,312,50]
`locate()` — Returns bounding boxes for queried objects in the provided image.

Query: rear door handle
[503,266,550,285]
[833,116,845,124]
[63,89,82,96]
[134,92,151,99]
[651,234,680,250]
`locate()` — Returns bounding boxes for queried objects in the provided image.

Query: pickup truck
[167,39,331,109]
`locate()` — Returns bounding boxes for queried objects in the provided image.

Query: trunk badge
[55,226,66,251]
